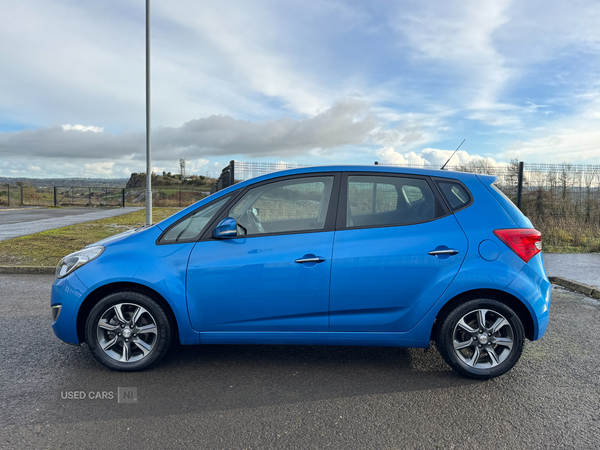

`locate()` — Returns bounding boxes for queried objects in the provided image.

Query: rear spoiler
[476,174,497,186]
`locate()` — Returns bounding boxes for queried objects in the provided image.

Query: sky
[1,0,600,179]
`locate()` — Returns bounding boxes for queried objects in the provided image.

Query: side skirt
[197,331,429,348]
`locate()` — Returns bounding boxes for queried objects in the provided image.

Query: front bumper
[51,273,89,344]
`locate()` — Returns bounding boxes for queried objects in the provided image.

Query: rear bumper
[505,253,551,340]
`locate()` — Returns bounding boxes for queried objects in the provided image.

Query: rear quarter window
[435,180,472,212]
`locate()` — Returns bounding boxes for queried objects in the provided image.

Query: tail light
[493,229,542,263]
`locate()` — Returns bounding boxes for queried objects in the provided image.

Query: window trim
[335,172,451,231]
[200,172,342,240]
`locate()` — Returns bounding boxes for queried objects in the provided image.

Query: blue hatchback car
[51,166,550,379]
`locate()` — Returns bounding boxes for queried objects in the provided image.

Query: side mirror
[213,217,237,239]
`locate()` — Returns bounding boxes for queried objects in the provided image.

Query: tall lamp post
[145,0,152,225]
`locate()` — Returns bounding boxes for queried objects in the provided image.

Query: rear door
[329,173,468,332]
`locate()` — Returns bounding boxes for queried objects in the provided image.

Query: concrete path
[0,207,143,241]
[543,253,600,290]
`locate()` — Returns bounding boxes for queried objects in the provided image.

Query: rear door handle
[428,249,460,256]
[295,257,326,264]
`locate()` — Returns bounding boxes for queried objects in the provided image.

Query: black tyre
[436,298,524,380]
[85,291,172,371]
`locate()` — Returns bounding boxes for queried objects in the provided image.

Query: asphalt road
[0,207,143,241]
[1,275,599,449]
[0,207,101,224]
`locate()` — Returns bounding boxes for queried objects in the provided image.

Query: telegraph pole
[145,0,152,225]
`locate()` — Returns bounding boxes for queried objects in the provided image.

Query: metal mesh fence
[228,161,600,252]
[124,188,208,207]
[3,160,600,252]
[233,161,310,182]
[0,185,56,207]
[516,164,600,251]
[0,184,209,208]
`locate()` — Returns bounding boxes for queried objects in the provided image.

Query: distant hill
[0,177,129,187]
[0,173,217,189]
[126,172,216,189]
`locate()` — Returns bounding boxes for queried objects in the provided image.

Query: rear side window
[348,179,398,215]
[436,180,472,212]
[346,175,444,228]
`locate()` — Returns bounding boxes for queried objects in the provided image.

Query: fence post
[53,186,57,207]
[20,186,23,206]
[230,160,235,185]
[122,188,125,207]
[516,161,524,210]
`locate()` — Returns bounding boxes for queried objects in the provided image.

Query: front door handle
[428,248,460,256]
[295,257,326,264]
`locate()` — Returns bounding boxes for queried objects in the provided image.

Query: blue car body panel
[186,232,334,333]
[50,165,551,354]
[51,273,88,344]
[54,226,201,345]
[329,214,467,332]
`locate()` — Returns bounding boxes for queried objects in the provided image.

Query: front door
[186,174,338,332]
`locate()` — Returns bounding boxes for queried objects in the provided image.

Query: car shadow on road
[37,341,478,426]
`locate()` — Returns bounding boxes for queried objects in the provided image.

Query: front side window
[346,175,443,228]
[228,176,334,236]
[161,195,231,243]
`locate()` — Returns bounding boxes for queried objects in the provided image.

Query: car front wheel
[85,291,171,371]
[436,299,524,380]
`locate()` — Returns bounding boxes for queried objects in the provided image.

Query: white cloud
[3,0,600,178]
[83,161,115,175]
[393,0,514,114]
[62,124,105,133]
[502,91,600,163]
[376,146,506,168]
[0,101,377,161]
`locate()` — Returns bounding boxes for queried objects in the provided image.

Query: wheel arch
[76,282,180,344]
[431,288,535,342]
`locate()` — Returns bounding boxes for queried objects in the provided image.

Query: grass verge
[0,208,181,267]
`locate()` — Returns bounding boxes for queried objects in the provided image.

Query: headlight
[55,246,105,279]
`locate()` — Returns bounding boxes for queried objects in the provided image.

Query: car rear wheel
[85,291,171,371]
[436,298,524,379]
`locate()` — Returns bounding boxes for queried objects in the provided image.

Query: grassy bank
[0,208,181,267]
